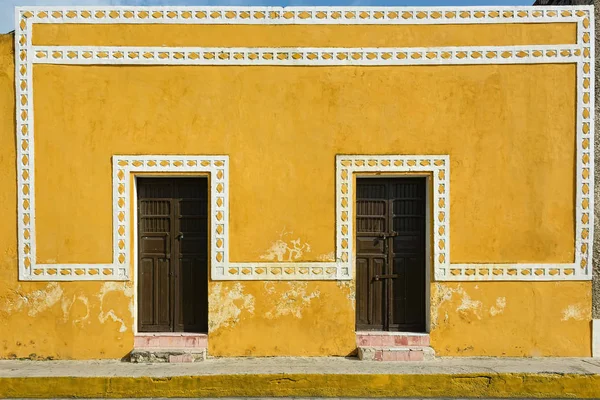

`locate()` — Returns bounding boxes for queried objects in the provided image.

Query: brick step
[129,348,206,363]
[134,334,207,349]
[356,332,430,347]
[358,346,435,362]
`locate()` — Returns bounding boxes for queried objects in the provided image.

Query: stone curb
[1,373,600,398]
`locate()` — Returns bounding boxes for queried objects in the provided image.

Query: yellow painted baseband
[1,373,600,398]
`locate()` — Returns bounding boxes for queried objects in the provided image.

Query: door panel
[138,195,172,333]
[356,257,369,328]
[356,178,427,332]
[156,257,172,328]
[355,256,386,331]
[139,257,156,327]
[390,180,426,331]
[137,178,208,333]
[174,182,209,333]
[355,181,387,331]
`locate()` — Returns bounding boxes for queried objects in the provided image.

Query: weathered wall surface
[431,282,591,356]
[0,34,135,359]
[0,20,593,359]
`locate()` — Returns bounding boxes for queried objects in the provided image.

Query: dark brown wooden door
[137,178,208,333]
[355,178,426,332]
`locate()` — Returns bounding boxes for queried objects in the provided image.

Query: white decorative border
[337,155,448,282]
[31,45,582,66]
[121,156,228,282]
[13,6,593,25]
[14,6,594,281]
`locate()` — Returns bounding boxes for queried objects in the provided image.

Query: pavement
[1,357,600,398]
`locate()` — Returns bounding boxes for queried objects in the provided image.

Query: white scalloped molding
[31,45,582,66]
[337,155,448,282]
[14,6,594,281]
[13,6,594,25]
[122,156,229,283]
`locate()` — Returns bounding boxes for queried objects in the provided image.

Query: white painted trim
[31,45,581,66]
[594,319,600,358]
[340,156,448,283]
[15,6,591,25]
[126,156,229,283]
[14,6,594,281]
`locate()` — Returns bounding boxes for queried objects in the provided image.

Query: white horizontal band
[31,45,582,66]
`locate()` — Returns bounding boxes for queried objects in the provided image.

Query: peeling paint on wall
[97,282,134,333]
[259,229,311,261]
[209,283,255,332]
[489,297,506,317]
[0,283,63,317]
[61,295,90,324]
[562,304,586,321]
[264,282,320,319]
[336,280,356,308]
[431,283,484,328]
[430,283,455,329]
[456,288,483,319]
[263,282,276,295]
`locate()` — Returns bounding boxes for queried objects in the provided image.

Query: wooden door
[355,178,426,332]
[137,178,208,333]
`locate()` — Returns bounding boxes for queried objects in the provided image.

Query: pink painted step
[358,346,435,362]
[356,332,430,347]
[134,334,207,349]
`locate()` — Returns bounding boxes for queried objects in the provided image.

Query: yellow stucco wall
[0,20,592,359]
[32,22,576,47]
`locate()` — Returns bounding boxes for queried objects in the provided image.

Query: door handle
[176,233,184,240]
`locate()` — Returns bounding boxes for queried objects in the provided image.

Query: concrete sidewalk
[1,357,600,398]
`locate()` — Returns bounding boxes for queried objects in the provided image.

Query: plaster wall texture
[0,22,593,359]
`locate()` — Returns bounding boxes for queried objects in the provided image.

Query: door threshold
[135,332,207,337]
[356,331,428,336]
[134,333,208,350]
